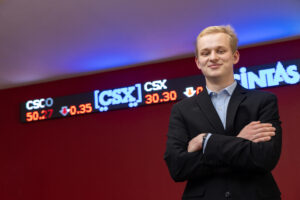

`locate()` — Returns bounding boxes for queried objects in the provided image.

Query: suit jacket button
[225,191,231,198]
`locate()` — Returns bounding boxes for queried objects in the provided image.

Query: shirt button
[225,191,231,198]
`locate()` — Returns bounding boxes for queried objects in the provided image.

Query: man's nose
[209,51,219,61]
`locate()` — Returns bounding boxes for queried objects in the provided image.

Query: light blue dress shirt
[202,81,237,153]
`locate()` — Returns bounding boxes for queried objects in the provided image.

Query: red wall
[1,38,300,200]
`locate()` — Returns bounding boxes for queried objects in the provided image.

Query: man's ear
[233,50,240,64]
[195,57,202,71]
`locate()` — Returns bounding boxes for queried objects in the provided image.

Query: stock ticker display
[20,60,300,123]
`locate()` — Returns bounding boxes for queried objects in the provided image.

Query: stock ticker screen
[20,60,300,123]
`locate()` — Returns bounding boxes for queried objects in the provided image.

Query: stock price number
[145,90,177,105]
[69,103,93,116]
[26,109,53,122]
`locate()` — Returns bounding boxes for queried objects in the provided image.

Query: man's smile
[208,64,222,69]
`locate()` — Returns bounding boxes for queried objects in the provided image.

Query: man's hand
[188,133,206,152]
[237,121,276,143]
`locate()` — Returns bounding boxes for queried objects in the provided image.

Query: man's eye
[201,52,209,56]
[217,50,225,54]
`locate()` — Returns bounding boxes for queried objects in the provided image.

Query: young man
[164,25,282,200]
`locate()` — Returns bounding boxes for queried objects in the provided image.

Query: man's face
[195,33,239,81]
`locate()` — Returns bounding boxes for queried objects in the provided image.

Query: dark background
[1,38,299,199]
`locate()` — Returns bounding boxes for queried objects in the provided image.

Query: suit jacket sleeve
[164,103,213,182]
[204,93,282,172]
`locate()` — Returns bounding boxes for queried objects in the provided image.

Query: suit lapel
[225,84,247,133]
[196,87,225,132]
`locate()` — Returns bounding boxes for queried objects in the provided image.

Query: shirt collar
[206,81,237,96]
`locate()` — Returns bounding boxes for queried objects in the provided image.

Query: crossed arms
[164,93,282,182]
[188,121,276,152]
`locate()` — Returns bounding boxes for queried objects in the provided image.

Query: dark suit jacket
[164,84,282,200]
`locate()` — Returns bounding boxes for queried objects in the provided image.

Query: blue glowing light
[234,61,300,89]
[94,83,142,111]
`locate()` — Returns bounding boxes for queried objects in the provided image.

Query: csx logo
[26,97,54,110]
[144,79,167,92]
[94,84,142,112]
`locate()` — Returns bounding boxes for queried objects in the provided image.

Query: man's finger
[255,127,276,133]
[253,132,275,140]
[250,121,260,124]
[252,123,273,129]
[253,136,271,143]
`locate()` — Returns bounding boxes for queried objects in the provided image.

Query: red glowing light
[145,90,177,105]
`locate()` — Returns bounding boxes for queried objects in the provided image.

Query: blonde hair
[195,25,238,57]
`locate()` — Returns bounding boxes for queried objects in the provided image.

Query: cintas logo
[234,61,299,89]
[94,84,142,112]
